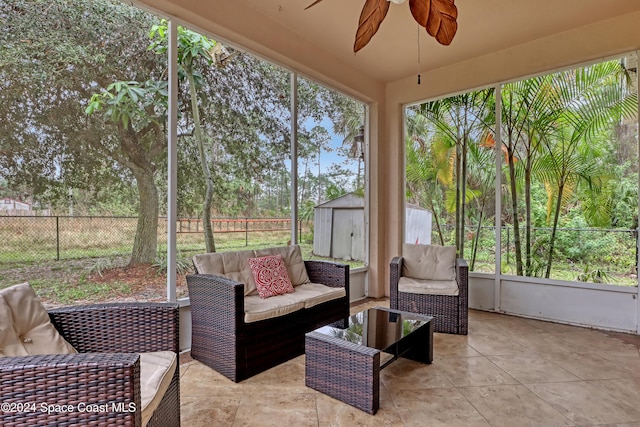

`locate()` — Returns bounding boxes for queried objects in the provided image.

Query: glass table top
[314,307,432,365]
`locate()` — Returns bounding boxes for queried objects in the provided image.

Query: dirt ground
[0,257,190,307]
[88,264,189,301]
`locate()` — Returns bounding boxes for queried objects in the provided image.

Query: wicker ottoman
[305,307,433,414]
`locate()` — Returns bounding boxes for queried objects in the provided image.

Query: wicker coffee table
[305,306,433,414]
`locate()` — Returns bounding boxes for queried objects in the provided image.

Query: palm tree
[330,100,365,190]
[535,62,637,277]
[498,60,637,277]
[413,89,494,258]
[465,140,497,270]
[405,128,447,245]
[500,76,552,276]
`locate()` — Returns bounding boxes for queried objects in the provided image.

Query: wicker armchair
[0,302,180,427]
[390,246,468,335]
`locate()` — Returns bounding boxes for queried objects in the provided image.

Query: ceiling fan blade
[409,0,430,27]
[304,0,325,10]
[354,0,391,53]
[426,0,458,45]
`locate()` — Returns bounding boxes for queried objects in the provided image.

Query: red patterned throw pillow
[247,254,295,299]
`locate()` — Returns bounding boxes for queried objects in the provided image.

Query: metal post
[56,216,60,261]
[635,50,640,335]
[494,84,502,312]
[245,218,249,247]
[290,72,299,243]
[166,19,178,303]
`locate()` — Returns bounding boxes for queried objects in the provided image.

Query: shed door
[331,209,364,261]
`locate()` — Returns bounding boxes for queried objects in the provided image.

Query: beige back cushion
[193,249,258,296]
[401,244,456,281]
[192,245,310,295]
[0,282,77,356]
[254,245,310,286]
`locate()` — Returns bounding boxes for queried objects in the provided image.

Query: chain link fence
[0,216,305,266]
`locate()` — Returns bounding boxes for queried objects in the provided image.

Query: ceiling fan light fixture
[306,0,457,52]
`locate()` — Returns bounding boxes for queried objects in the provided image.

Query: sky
[305,116,359,176]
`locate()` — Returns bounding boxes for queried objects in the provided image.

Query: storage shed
[405,203,433,245]
[313,194,433,262]
[313,193,365,261]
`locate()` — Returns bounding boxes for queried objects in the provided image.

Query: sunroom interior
[4,0,640,425]
[131,0,640,339]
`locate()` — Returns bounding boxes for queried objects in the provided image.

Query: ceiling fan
[305,0,458,53]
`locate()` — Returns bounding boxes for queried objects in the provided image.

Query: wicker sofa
[186,245,349,382]
[0,296,180,427]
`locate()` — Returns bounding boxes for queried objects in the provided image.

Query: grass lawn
[0,234,366,307]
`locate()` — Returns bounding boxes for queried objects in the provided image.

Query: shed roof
[315,193,364,209]
[406,203,430,212]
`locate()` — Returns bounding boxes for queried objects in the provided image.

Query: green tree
[150,22,220,252]
[501,61,636,278]
[410,89,494,258]
[536,62,637,277]
[324,93,366,190]
[501,76,553,276]
[405,112,447,245]
[86,80,167,264]
[0,0,166,265]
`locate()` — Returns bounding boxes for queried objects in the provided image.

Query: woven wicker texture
[390,257,468,335]
[187,259,349,382]
[306,331,380,414]
[0,302,180,427]
[305,307,434,414]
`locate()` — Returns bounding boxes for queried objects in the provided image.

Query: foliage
[576,266,611,284]
[0,0,162,199]
[299,200,316,223]
[88,258,118,277]
[1,0,364,220]
[152,252,192,276]
[1,0,168,265]
[86,80,168,130]
[406,57,638,283]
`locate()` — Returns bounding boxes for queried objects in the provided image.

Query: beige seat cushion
[398,277,459,296]
[402,244,456,281]
[140,350,177,427]
[193,249,257,296]
[293,283,346,309]
[243,281,345,322]
[255,245,310,286]
[244,293,305,323]
[0,283,77,356]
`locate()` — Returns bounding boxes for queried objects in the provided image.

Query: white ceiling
[237,0,640,83]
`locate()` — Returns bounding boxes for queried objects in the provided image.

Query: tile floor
[179,299,640,426]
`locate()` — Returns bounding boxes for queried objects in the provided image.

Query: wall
[469,275,639,333]
[313,208,332,257]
